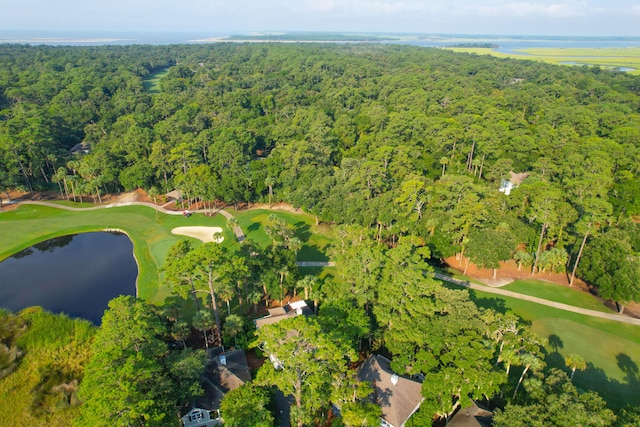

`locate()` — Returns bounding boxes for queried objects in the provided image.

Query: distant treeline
[447,43,499,48]
[227,33,398,41]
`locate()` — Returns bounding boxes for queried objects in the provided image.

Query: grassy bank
[0,204,335,303]
[0,204,231,302]
[0,308,94,427]
[442,280,640,409]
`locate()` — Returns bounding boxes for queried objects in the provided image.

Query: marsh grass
[446,46,640,74]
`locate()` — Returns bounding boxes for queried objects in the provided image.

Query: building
[357,354,424,427]
[498,171,529,196]
[446,402,493,427]
[180,408,220,427]
[254,300,312,329]
[201,347,251,410]
[183,348,251,426]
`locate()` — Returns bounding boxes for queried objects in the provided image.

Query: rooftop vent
[391,374,399,386]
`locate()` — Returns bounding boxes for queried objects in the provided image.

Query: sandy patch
[172,226,224,243]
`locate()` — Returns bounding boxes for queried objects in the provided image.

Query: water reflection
[0,232,137,324]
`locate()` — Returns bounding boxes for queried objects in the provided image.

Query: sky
[1,0,639,36]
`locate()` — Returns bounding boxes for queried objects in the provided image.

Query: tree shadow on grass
[293,222,312,243]
[548,334,564,353]
[297,245,329,262]
[247,222,261,233]
[565,357,640,409]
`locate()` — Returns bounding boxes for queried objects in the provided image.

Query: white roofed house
[498,171,529,196]
[254,300,312,329]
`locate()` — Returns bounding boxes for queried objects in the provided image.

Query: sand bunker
[171,226,224,243]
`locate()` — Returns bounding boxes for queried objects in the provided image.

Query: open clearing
[172,226,224,243]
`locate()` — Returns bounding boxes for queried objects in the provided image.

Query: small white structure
[181,408,221,427]
[254,300,312,329]
[498,180,516,196]
[498,171,529,196]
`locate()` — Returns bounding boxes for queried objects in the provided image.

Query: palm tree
[227,216,240,240]
[297,275,317,300]
[265,176,275,207]
[148,186,160,220]
[192,310,216,349]
[224,314,244,347]
[565,353,587,382]
[512,353,544,399]
[171,321,190,349]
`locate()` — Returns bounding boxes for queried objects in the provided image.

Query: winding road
[4,199,639,326]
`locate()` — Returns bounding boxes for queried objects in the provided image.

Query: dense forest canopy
[1,42,640,425]
[1,41,639,305]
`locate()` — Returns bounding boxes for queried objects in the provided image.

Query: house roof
[166,189,183,200]
[254,300,313,329]
[197,348,252,410]
[357,355,424,427]
[207,348,251,392]
[508,171,529,186]
[446,402,493,427]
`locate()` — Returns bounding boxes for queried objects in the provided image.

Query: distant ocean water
[1,31,640,53]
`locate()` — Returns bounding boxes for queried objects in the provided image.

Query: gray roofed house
[194,348,251,413]
[254,300,312,329]
[357,354,424,427]
[446,402,493,427]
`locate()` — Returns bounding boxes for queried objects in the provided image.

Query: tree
[578,235,640,313]
[192,310,215,349]
[264,176,275,207]
[564,353,586,382]
[466,226,516,278]
[512,352,545,399]
[76,296,204,427]
[494,369,615,427]
[521,181,572,274]
[223,314,244,348]
[252,316,355,427]
[187,242,231,342]
[147,186,160,220]
[170,321,190,349]
[219,384,274,427]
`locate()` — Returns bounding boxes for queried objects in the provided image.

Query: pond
[0,232,137,324]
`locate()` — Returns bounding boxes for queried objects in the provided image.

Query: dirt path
[433,273,640,326]
[4,198,247,242]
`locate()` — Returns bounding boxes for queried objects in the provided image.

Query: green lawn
[232,208,335,262]
[442,281,640,409]
[142,69,168,94]
[0,204,232,303]
[0,204,335,303]
[501,280,614,313]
